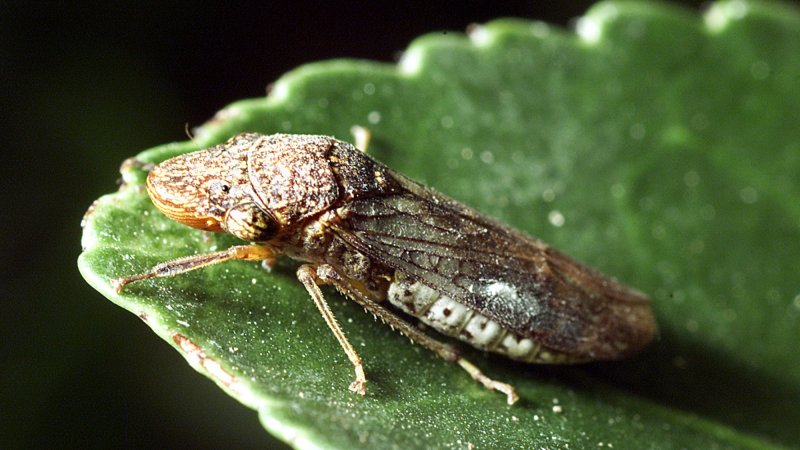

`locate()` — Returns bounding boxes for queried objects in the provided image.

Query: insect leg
[296,264,367,396]
[315,264,520,405]
[113,245,275,293]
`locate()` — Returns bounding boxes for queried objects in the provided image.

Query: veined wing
[332,176,656,360]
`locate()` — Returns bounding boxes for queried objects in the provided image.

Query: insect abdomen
[387,273,576,363]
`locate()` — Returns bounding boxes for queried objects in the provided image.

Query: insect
[114,129,657,404]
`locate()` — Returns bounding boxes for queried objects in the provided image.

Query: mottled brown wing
[333,176,656,361]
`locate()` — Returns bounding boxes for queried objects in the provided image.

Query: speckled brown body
[142,133,657,364]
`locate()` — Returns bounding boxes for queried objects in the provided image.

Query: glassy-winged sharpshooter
[114,131,657,404]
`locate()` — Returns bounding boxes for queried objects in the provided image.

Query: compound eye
[209,181,231,196]
[207,181,233,208]
[224,202,278,242]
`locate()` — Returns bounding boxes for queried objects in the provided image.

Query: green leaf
[79,1,800,448]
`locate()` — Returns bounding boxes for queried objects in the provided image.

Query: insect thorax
[386,272,577,364]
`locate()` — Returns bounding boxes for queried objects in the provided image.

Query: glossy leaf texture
[79,1,800,448]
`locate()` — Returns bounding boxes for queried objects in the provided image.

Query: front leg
[113,245,275,293]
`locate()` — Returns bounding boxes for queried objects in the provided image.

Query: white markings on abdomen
[387,272,569,363]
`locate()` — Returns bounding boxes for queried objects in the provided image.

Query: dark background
[1,1,704,448]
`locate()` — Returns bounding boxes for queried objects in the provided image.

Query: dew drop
[367,110,381,124]
[440,115,454,129]
[683,170,700,188]
[548,210,565,227]
[610,183,625,198]
[639,197,655,211]
[629,123,646,140]
[740,186,758,204]
[651,224,667,240]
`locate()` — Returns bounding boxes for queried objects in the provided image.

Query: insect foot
[458,359,519,405]
[349,379,367,396]
[296,264,369,397]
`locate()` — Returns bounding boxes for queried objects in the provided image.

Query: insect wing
[333,175,656,360]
